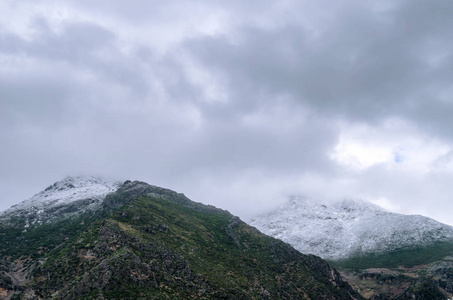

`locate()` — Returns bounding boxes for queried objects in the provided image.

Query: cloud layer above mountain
[2,0,453,224]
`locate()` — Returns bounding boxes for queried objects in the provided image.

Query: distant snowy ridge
[0,176,122,227]
[250,196,453,260]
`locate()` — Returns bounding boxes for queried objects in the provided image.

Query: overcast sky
[1,0,453,225]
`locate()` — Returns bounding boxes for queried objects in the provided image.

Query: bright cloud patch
[331,140,393,170]
[330,119,452,173]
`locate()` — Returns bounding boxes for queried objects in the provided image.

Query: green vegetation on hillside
[330,241,453,271]
[0,212,98,260]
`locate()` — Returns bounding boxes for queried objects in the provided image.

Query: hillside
[0,179,361,299]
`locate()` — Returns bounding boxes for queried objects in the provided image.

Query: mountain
[0,178,361,299]
[250,196,453,261]
[250,196,453,299]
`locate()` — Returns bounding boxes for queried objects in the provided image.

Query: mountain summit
[0,176,121,227]
[250,196,453,261]
[6,176,121,211]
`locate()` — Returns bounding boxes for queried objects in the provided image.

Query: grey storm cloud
[1,0,453,224]
[184,0,453,130]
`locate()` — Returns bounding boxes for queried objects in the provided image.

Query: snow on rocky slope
[0,176,122,227]
[250,196,453,260]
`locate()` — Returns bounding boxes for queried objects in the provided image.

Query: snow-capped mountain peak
[25,176,121,206]
[1,176,122,227]
[250,197,453,260]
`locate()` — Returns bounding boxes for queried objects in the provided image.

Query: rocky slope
[0,179,362,299]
